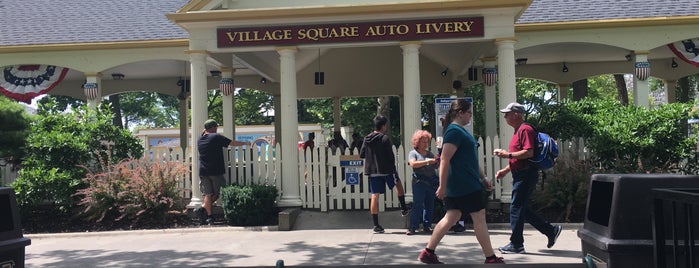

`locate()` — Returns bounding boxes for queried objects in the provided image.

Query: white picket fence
[2,136,591,212]
[258,135,590,212]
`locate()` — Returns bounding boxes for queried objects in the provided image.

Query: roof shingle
[2,0,698,47]
[0,0,189,46]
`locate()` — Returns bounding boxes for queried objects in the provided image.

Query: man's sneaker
[406,228,416,236]
[547,225,562,248]
[423,226,433,234]
[418,249,443,264]
[450,224,466,233]
[484,256,505,264]
[498,243,525,254]
[205,217,215,225]
[401,207,410,217]
[373,225,385,233]
[195,207,207,224]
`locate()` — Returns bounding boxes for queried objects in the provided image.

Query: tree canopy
[0,95,33,165]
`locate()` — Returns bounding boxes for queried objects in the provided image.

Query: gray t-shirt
[408,149,437,178]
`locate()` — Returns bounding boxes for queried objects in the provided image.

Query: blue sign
[340,160,364,167]
[345,167,360,185]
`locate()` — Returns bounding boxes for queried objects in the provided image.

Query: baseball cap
[204,119,218,129]
[500,102,525,113]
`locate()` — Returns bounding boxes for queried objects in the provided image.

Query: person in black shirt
[360,115,408,233]
[195,119,248,225]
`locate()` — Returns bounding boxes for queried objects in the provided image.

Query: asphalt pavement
[24,210,586,267]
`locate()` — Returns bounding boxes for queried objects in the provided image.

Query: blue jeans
[410,180,436,230]
[509,168,555,247]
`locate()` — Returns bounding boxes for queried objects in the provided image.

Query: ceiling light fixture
[210,70,221,77]
[260,77,267,84]
[562,62,569,73]
[441,68,448,77]
[111,73,125,80]
[516,58,528,65]
[671,58,679,68]
[625,54,633,61]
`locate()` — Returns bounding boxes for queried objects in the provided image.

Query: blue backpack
[528,130,559,170]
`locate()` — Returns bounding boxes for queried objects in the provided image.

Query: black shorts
[444,190,486,214]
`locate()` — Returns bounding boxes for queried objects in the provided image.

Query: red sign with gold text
[217,17,484,47]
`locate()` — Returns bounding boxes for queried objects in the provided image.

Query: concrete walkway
[24,210,585,267]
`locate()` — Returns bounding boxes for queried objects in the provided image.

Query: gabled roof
[1,0,698,47]
[0,0,189,46]
[518,0,699,24]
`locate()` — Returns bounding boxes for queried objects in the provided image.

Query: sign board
[435,97,473,148]
[340,155,363,185]
[218,17,484,47]
[344,167,360,185]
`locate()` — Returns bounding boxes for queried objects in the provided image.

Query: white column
[187,50,209,207]
[482,58,497,138]
[558,83,570,101]
[84,73,102,109]
[664,79,676,104]
[221,67,235,139]
[633,52,650,108]
[495,38,517,203]
[401,41,422,200]
[333,97,341,133]
[277,47,303,207]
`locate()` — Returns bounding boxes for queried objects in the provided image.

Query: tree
[0,95,33,166]
[38,95,85,113]
[12,101,143,214]
[613,74,629,105]
[112,92,180,129]
[234,89,273,125]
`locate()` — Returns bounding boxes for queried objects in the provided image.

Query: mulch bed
[21,206,583,234]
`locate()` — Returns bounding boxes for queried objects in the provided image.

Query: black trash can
[0,187,31,268]
[577,174,699,268]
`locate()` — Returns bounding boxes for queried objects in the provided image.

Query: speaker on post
[314,72,325,85]
[468,67,478,81]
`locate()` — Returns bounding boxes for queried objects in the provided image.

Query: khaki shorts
[200,175,226,196]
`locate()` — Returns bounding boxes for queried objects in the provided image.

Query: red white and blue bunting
[0,65,69,103]
[634,61,650,81]
[83,82,99,100]
[219,78,234,96]
[482,67,497,87]
[668,39,699,68]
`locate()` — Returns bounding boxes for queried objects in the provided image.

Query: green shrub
[12,103,143,215]
[532,155,595,222]
[220,184,278,226]
[0,95,32,167]
[12,167,78,216]
[536,99,695,173]
[75,155,189,227]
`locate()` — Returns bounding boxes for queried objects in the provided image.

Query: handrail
[651,188,699,268]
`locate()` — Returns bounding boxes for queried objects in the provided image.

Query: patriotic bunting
[0,65,69,103]
[83,82,99,100]
[634,61,650,81]
[482,68,497,87]
[668,39,699,68]
[219,78,234,96]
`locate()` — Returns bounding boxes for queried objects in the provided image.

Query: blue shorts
[444,190,486,214]
[368,174,396,194]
